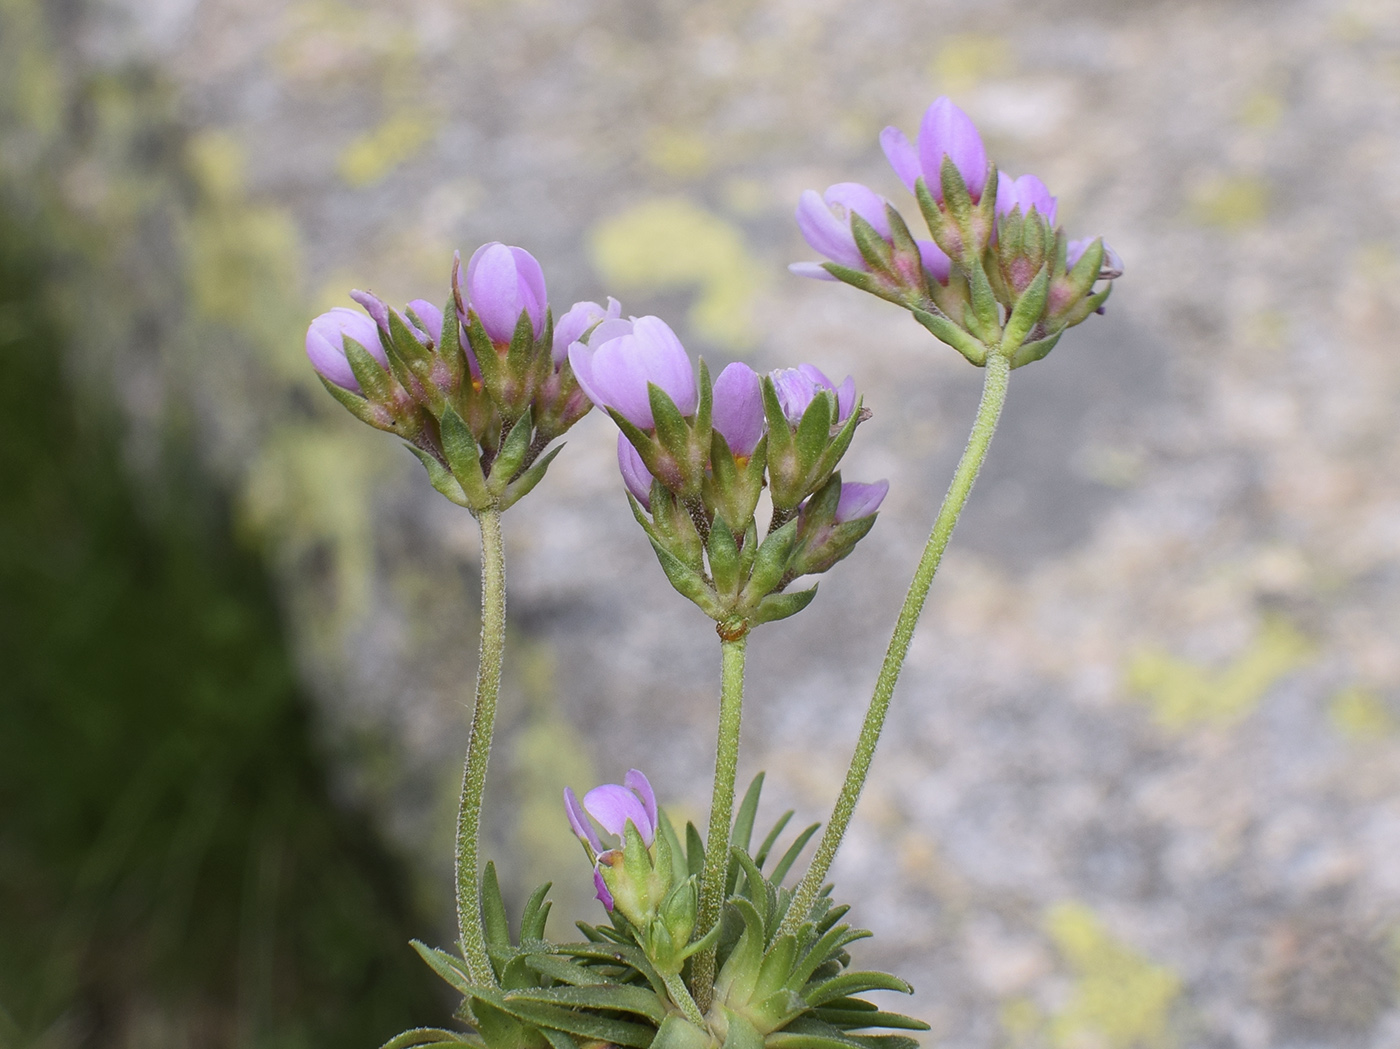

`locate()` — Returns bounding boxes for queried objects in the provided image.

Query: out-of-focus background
[4,0,1400,1047]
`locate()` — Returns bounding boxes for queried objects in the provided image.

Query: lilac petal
[788,261,839,281]
[407,299,444,346]
[835,480,889,523]
[631,316,698,416]
[467,242,526,344]
[917,239,952,284]
[553,298,620,365]
[584,784,654,844]
[508,245,548,336]
[918,97,988,202]
[623,770,658,837]
[795,190,863,269]
[617,433,654,509]
[770,367,818,423]
[833,375,857,422]
[825,183,891,239]
[880,125,920,193]
[567,340,605,412]
[306,307,385,390]
[588,333,661,428]
[593,868,615,910]
[1066,237,1092,269]
[306,323,358,391]
[711,362,764,457]
[797,363,836,392]
[350,289,390,334]
[996,174,1057,224]
[565,787,604,855]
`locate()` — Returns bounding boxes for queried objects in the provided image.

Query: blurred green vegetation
[0,206,443,1047]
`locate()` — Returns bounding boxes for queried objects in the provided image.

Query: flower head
[305,306,387,392]
[881,96,989,203]
[463,242,548,344]
[568,315,698,429]
[770,364,856,426]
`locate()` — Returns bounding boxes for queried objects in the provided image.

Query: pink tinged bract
[917,97,989,203]
[569,315,698,429]
[996,174,1058,224]
[583,783,657,846]
[711,362,764,457]
[465,242,548,344]
[617,434,654,509]
[835,480,889,523]
[564,787,604,855]
[306,307,386,392]
[553,297,622,365]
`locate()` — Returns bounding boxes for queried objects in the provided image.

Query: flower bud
[463,242,548,344]
[565,771,673,932]
[881,96,990,204]
[786,474,888,579]
[711,362,764,459]
[305,307,387,392]
[569,315,698,429]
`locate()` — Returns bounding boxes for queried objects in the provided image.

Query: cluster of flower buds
[305,243,601,514]
[564,771,709,976]
[567,317,886,639]
[792,96,1123,369]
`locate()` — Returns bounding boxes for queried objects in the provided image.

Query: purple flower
[306,306,387,392]
[790,183,891,279]
[565,787,605,855]
[711,362,764,458]
[464,242,548,344]
[568,315,698,429]
[996,174,1058,224]
[552,297,622,365]
[405,299,443,346]
[617,434,654,509]
[835,480,889,522]
[770,364,856,425]
[1067,238,1125,279]
[593,870,614,911]
[881,96,990,203]
[565,770,658,852]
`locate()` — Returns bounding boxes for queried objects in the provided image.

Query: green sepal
[804,972,913,1008]
[914,177,953,259]
[849,212,894,276]
[481,861,511,950]
[768,823,819,885]
[884,204,923,278]
[693,356,714,453]
[406,445,470,507]
[938,155,974,233]
[732,772,765,854]
[500,444,562,510]
[653,1015,712,1049]
[965,258,1002,345]
[488,409,534,495]
[411,940,474,996]
[815,262,901,305]
[708,515,743,601]
[676,908,723,962]
[503,985,668,1026]
[809,398,863,489]
[609,408,679,495]
[439,408,493,508]
[1000,264,1049,356]
[740,518,799,604]
[1057,280,1113,330]
[911,310,986,366]
[319,375,386,428]
[648,382,693,483]
[1064,236,1104,297]
[761,375,795,469]
[519,881,553,942]
[792,389,833,481]
[751,586,818,626]
[434,294,469,389]
[464,313,502,392]
[506,309,537,391]
[388,307,433,368]
[642,487,704,572]
[657,810,691,886]
[344,334,395,404]
[639,530,724,618]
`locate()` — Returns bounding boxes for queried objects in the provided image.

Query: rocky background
[4,0,1400,1046]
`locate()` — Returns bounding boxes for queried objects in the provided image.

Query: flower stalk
[779,350,1011,940]
[691,632,748,1010]
[455,507,508,986]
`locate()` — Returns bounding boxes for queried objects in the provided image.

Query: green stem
[691,634,748,1011]
[455,508,507,986]
[778,351,1011,939]
[663,972,708,1028]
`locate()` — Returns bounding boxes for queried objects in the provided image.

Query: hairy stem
[455,508,507,986]
[691,634,748,1011]
[779,351,1011,939]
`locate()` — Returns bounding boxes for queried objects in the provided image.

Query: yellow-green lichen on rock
[1187,174,1271,230]
[1327,686,1397,740]
[1125,615,1312,730]
[1045,902,1181,1049]
[589,196,765,349]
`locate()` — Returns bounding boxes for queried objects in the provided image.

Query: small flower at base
[763,365,866,515]
[786,475,888,579]
[1067,238,1124,279]
[836,479,889,522]
[583,770,658,846]
[770,364,856,426]
[464,241,548,344]
[305,307,387,392]
[565,771,674,935]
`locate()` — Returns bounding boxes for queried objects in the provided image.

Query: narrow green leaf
[769,822,820,885]
[653,1015,712,1049]
[810,1007,930,1032]
[411,940,475,996]
[520,953,608,987]
[406,445,470,507]
[686,822,706,878]
[755,934,797,1002]
[481,862,511,948]
[500,444,562,510]
[804,972,913,1008]
[488,409,535,494]
[539,1028,579,1049]
[787,923,868,994]
[720,1010,766,1049]
[506,985,667,1025]
[657,810,690,885]
[344,335,395,403]
[732,772,765,855]
[497,1001,656,1048]
[379,1027,475,1049]
[754,810,794,870]
[519,880,553,941]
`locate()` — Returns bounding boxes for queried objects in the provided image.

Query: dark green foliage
[0,206,441,1047]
